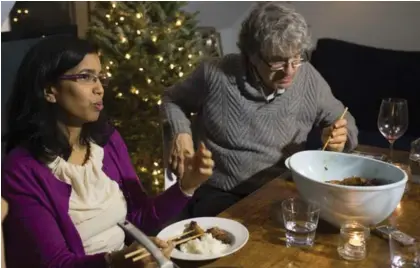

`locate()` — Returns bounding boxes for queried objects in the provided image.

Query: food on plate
[184,220,206,235]
[326,176,390,186]
[175,221,233,255]
[179,233,230,255]
[207,227,231,244]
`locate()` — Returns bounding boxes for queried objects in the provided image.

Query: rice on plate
[179,233,231,255]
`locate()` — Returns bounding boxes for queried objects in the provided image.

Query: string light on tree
[87,1,208,194]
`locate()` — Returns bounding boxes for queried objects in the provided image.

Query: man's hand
[321,118,348,152]
[180,142,214,195]
[169,133,194,178]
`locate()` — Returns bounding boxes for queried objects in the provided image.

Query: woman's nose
[93,81,104,96]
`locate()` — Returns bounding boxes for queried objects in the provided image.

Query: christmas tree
[87,1,207,194]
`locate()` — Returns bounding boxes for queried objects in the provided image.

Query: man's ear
[44,86,57,103]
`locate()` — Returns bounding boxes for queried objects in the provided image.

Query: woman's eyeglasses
[59,73,109,86]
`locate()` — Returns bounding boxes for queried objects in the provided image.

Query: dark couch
[307,38,420,151]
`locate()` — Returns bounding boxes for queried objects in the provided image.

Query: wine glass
[377,98,409,162]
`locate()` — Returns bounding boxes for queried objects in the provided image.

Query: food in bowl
[327,176,391,186]
[177,221,232,255]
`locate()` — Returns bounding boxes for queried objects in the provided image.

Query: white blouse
[48,142,127,255]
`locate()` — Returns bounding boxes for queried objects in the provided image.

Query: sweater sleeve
[310,65,359,151]
[110,131,191,234]
[2,164,107,268]
[161,61,208,138]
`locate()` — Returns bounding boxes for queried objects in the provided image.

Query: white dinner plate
[157,217,249,261]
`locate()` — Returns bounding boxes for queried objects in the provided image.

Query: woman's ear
[44,86,57,103]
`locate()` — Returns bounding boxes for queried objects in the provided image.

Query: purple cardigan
[2,130,190,268]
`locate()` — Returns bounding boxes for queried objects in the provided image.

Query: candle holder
[337,221,370,261]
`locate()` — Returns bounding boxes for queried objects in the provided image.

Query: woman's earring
[46,96,56,103]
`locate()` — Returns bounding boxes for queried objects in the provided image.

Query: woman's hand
[179,142,214,195]
[108,237,174,268]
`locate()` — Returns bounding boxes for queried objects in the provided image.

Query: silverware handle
[118,221,179,268]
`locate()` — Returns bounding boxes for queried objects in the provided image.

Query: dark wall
[1,26,78,156]
[10,1,72,32]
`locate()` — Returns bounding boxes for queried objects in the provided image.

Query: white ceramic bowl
[285,150,408,227]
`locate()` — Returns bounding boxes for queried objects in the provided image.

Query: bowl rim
[287,150,408,191]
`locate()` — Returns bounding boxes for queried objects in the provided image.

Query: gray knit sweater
[162,54,358,192]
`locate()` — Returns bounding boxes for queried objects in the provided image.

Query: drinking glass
[377,98,409,162]
[282,197,320,247]
[389,231,420,267]
[409,138,420,176]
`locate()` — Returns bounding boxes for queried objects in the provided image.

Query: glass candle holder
[337,221,370,261]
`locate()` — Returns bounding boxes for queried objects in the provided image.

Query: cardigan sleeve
[109,130,191,234]
[2,162,107,268]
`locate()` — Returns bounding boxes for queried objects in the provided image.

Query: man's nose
[283,63,294,76]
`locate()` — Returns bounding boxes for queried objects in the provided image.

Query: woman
[1,198,8,268]
[2,36,214,268]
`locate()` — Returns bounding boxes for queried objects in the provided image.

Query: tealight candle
[337,222,370,261]
[349,234,363,247]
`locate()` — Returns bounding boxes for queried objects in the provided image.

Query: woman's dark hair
[3,36,113,162]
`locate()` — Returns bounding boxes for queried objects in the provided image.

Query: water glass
[410,138,420,176]
[282,197,320,247]
[389,231,420,267]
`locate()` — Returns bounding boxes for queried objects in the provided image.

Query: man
[161,2,358,218]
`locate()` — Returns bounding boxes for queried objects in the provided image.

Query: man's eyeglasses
[59,73,109,86]
[259,52,307,71]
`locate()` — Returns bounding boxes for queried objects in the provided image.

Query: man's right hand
[169,133,194,178]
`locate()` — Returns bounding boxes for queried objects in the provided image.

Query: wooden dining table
[174,145,420,268]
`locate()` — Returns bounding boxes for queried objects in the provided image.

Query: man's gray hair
[237,2,312,59]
